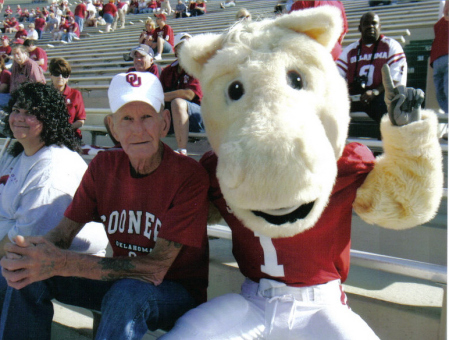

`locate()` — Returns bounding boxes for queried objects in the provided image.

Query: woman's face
[50,69,70,90]
[9,105,43,144]
[12,48,28,65]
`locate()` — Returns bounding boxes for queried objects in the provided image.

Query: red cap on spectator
[156,14,166,21]
[1,36,8,41]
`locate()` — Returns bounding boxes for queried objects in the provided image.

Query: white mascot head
[180,6,350,238]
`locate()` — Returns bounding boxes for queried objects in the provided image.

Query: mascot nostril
[253,201,315,225]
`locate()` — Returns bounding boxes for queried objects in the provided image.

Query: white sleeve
[387,38,407,86]
[336,46,349,79]
[7,186,72,241]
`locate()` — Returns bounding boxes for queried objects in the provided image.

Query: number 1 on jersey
[255,232,285,277]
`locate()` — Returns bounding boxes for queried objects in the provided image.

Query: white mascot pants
[161,279,380,340]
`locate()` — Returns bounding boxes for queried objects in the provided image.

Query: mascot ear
[274,6,343,51]
[179,33,225,79]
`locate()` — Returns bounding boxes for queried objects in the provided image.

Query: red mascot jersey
[201,142,376,287]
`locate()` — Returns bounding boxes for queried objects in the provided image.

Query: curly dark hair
[2,82,81,156]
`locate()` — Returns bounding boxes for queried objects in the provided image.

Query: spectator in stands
[0,82,108,311]
[151,14,174,61]
[14,23,27,39]
[74,0,88,33]
[18,8,29,23]
[147,0,158,14]
[62,15,80,43]
[86,9,98,27]
[289,1,347,60]
[0,36,11,61]
[24,39,47,72]
[160,33,203,155]
[430,0,448,113]
[0,72,209,340]
[4,16,19,33]
[0,57,11,107]
[46,12,60,33]
[129,0,139,14]
[34,14,46,39]
[113,0,128,29]
[336,11,407,136]
[49,57,86,139]
[15,5,22,19]
[128,45,159,77]
[26,23,38,40]
[10,44,46,93]
[53,16,68,41]
[220,0,236,9]
[0,0,4,14]
[174,0,187,18]
[139,18,155,46]
[235,8,251,21]
[188,0,196,14]
[160,0,172,15]
[102,0,117,32]
[3,5,12,18]
[191,0,206,16]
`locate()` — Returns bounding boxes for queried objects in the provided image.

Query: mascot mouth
[252,201,315,225]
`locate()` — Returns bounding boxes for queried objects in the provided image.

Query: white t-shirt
[27,29,38,40]
[0,144,108,255]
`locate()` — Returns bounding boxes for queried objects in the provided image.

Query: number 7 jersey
[200,142,375,287]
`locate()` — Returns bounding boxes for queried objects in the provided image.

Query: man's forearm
[164,89,195,102]
[63,238,183,285]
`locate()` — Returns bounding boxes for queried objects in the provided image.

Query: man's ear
[160,108,171,138]
[106,114,120,142]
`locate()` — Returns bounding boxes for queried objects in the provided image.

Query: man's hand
[382,64,424,126]
[1,235,67,290]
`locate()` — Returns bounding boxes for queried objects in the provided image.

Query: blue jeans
[0,277,196,340]
[433,54,448,113]
[75,15,84,32]
[62,32,78,43]
[0,93,10,109]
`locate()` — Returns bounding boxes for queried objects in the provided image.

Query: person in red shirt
[74,0,88,32]
[0,36,11,61]
[4,16,19,33]
[430,0,448,113]
[62,15,80,43]
[138,18,155,46]
[159,33,203,155]
[14,24,27,39]
[24,39,47,72]
[151,14,173,61]
[49,57,85,139]
[34,14,46,39]
[102,0,117,32]
[0,56,11,107]
[289,1,347,60]
[191,0,206,16]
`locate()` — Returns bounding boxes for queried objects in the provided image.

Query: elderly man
[336,11,407,136]
[0,72,209,339]
[127,44,159,77]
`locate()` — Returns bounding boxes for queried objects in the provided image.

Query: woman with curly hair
[0,83,108,300]
[49,57,86,140]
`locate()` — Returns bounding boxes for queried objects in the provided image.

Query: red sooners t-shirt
[65,144,209,303]
[28,47,47,71]
[201,142,375,286]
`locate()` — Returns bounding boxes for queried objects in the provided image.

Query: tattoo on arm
[99,258,136,281]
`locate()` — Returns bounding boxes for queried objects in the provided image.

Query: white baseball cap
[108,72,164,113]
[174,32,192,48]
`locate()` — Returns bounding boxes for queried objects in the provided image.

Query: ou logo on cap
[126,73,142,87]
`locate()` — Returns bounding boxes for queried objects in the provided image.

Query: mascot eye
[228,81,245,101]
[287,71,303,90]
